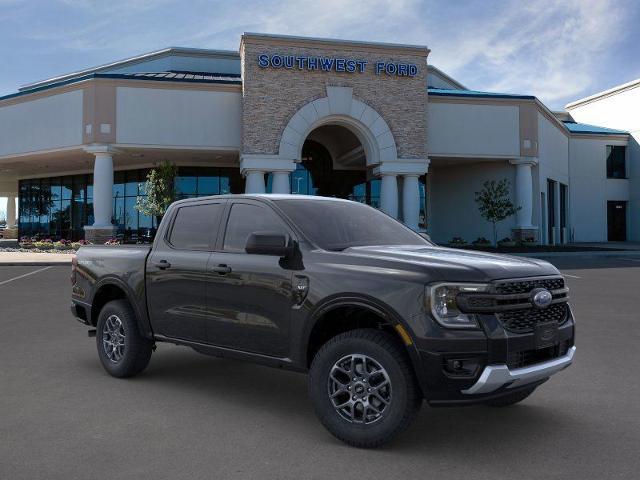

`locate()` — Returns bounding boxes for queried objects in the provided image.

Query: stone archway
[278,86,398,166]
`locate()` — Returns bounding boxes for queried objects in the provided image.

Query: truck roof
[172,194,353,205]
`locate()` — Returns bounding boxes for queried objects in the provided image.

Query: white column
[245,170,266,194]
[92,151,114,227]
[402,175,420,230]
[6,195,16,228]
[271,171,290,194]
[380,174,399,218]
[511,159,536,229]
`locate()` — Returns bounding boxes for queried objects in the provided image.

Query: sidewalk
[0,251,73,265]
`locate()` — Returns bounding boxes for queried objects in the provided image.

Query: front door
[607,201,627,241]
[146,200,225,342]
[206,201,295,357]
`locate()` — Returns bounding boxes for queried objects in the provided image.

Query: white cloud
[426,0,631,107]
[2,0,635,108]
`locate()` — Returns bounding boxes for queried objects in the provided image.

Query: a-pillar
[509,157,538,242]
[84,145,117,244]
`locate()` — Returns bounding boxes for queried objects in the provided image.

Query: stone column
[6,195,16,229]
[84,145,117,243]
[380,174,399,218]
[244,170,266,194]
[509,158,538,242]
[271,171,291,194]
[402,175,420,230]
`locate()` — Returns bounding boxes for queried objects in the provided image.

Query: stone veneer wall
[240,37,428,160]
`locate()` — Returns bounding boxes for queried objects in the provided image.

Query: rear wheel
[308,329,422,448]
[485,386,536,407]
[96,299,153,378]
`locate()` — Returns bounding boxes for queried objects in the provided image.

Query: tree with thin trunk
[135,160,178,223]
[475,179,520,246]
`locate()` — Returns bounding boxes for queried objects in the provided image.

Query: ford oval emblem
[532,288,553,309]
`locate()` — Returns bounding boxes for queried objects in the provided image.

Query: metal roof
[0,71,241,103]
[19,47,240,92]
[428,87,535,100]
[562,121,628,135]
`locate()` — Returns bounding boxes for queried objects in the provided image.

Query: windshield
[274,199,430,251]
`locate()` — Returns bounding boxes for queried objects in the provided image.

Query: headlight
[427,283,489,329]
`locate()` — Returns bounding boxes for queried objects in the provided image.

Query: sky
[1,0,640,215]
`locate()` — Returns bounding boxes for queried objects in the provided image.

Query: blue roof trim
[428,87,535,100]
[562,121,628,135]
[0,72,242,102]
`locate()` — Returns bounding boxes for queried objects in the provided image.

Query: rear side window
[223,203,287,252]
[169,203,223,250]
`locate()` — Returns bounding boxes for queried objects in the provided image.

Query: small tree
[474,179,520,246]
[135,160,178,223]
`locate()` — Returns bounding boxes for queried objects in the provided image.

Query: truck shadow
[132,345,578,453]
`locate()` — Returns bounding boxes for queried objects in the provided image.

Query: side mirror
[245,231,293,257]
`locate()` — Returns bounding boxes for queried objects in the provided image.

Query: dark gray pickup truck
[71,194,575,447]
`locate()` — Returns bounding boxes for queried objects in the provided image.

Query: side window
[223,203,287,252]
[169,203,223,250]
[606,145,626,179]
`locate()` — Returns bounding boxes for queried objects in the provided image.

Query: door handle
[154,260,171,270]
[212,264,232,275]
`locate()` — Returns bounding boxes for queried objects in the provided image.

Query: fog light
[444,357,481,377]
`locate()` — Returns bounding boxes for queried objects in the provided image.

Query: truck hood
[343,245,559,282]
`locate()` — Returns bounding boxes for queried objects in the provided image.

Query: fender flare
[90,276,153,339]
[299,294,425,390]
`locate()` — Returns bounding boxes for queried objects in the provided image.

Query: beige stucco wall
[240,36,428,160]
[0,90,83,157]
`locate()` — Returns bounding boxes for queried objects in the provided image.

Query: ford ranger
[71,194,575,447]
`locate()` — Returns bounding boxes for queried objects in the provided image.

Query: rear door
[607,201,627,241]
[205,200,295,357]
[147,200,225,342]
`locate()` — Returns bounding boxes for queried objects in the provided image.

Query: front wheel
[96,299,153,378]
[308,329,422,448]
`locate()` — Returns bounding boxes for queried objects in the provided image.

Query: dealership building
[0,33,637,244]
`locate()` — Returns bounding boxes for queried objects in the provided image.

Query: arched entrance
[242,86,429,229]
[269,123,383,207]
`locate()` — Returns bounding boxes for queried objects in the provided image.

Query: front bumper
[461,345,576,395]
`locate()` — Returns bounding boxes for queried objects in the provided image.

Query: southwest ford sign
[257,54,418,77]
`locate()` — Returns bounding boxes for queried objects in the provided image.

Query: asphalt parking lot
[1,256,640,480]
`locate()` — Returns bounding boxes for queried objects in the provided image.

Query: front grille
[457,276,570,334]
[507,340,571,369]
[495,277,565,295]
[497,302,568,333]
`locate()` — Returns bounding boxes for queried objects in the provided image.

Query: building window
[606,145,626,179]
[18,166,243,242]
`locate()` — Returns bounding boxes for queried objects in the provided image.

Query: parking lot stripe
[0,266,52,286]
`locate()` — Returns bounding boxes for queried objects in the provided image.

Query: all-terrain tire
[96,299,153,378]
[485,386,536,407]
[308,329,422,448]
